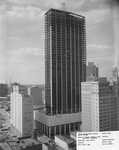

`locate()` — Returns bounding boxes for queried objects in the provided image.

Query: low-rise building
[54,135,76,150]
[37,135,65,150]
[0,137,42,150]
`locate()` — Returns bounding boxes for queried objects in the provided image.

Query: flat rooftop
[38,135,53,143]
[55,135,76,149]
[45,8,85,19]
[38,135,65,150]
[7,138,42,150]
[55,135,73,144]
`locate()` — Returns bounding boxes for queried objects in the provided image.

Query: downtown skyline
[0,0,119,84]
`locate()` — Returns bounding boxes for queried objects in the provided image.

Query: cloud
[89,0,98,2]
[6,5,44,19]
[87,44,113,78]
[6,47,44,63]
[88,44,112,50]
[7,0,64,8]
[0,53,7,83]
[0,0,115,83]
[3,4,44,50]
[66,0,85,10]
[7,0,86,12]
[87,43,113,65]
[5,47,45,84]
[83,8,111,27]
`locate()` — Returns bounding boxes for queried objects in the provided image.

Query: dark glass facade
[45,9,86,115]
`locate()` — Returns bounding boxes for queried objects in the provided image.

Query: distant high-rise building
[86,62,99,78]
[0,83,8,97]
[112,66,118,81]
[34,8,86,138]
[10,84,33,137]
[42,90,45,104]
[28,86,43,106]
[111,66,119,130]
[81,77,118,132]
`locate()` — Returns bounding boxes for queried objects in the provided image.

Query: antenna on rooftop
[61,3,66,11]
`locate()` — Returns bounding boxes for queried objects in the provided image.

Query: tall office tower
[81,77,118,132]
[10,84,33,137]
[45,8,86,115]
[34,8,86,138]
[86,62,99,78]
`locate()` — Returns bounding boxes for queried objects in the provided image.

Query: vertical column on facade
[42,123,43,132]
[38,121,40,129]
[64,124,66,135]
[78,28,81,112]
[61,24,63,114]
[50,25,52,116]
[56,22,58,115]
[70,23,72,113]
[41,123,43,132]
[45,125,48,136]
[82,18,86,81]
[69,124,70,134]
[74,20,76,113]
[65,25,68,114]
[71,17,74,113]
[73,123,75,131]
[42,124,44,133]
[59,125,61,135]
[44,124,46,135]
[62,14,67,114]
[54,126,56,137]
[78,122,80,130]
[49,127,51,138]
[69,123,71,132]
[74,122,77,131]
[41,123,43,131]
[76,21,79,112]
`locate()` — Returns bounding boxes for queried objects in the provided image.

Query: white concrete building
[81,77,118,132]
[10,84,33,137]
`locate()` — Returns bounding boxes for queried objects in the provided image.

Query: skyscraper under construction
[45,8,86,115]
[34,8,86,138]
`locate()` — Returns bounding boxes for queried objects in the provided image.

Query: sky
[0,0,119,84]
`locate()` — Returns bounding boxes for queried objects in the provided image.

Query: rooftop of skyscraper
[45,8,85,18]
